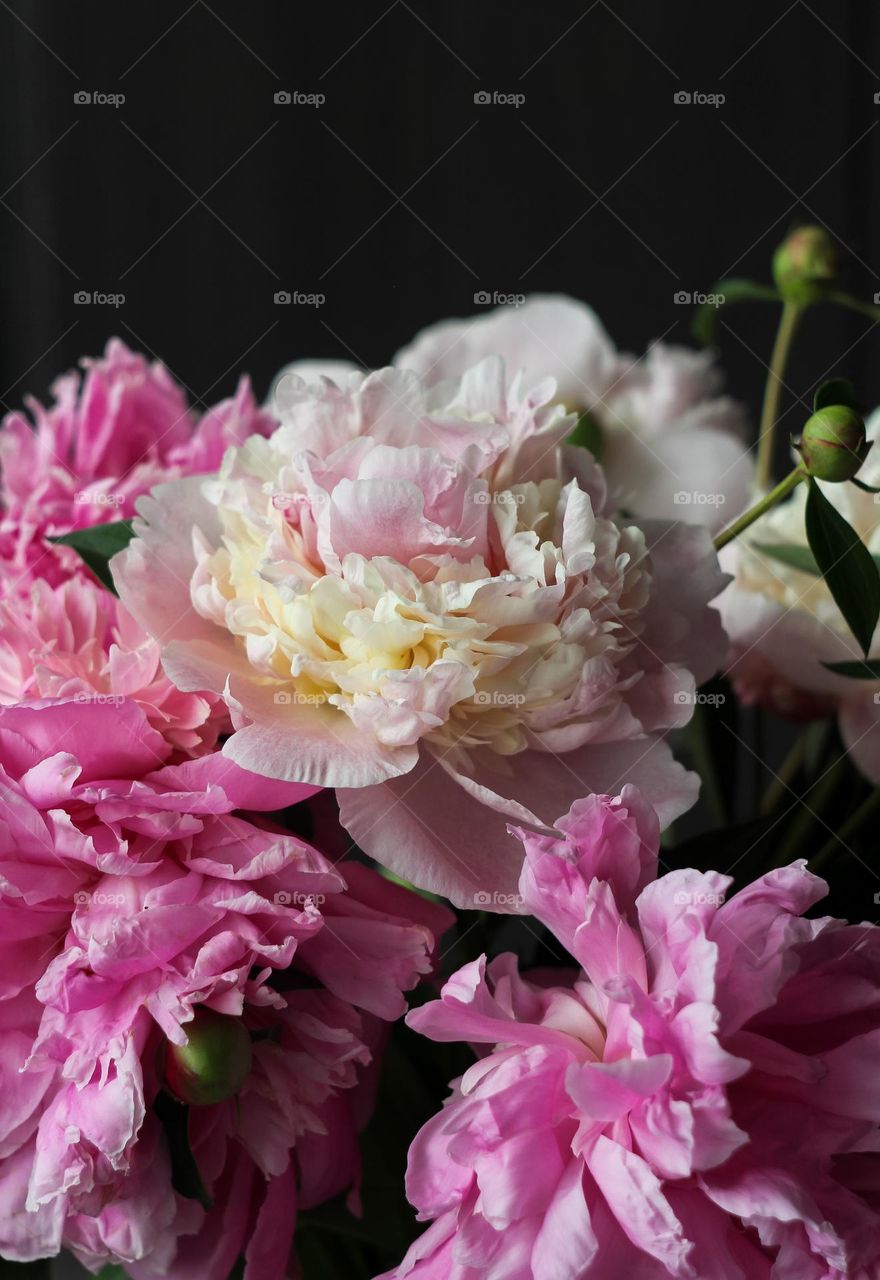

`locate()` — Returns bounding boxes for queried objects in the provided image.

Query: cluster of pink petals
[0,338,275,595]
[284,293,754,530]
[0,696,449,1278]
[0,573,228,756]
[114,355,729,906]
[383,787,880,1279]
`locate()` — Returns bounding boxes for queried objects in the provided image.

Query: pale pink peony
[0,572,227,756]
[718,408,880,783]
[112,357,729,906]
[381,787,880,1280]
[281,294,754,530]
[0,338,275,595]
[0,697,448,1277]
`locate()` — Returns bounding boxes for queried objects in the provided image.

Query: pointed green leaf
[566,411,604,461]
[754,542,821,576]
[756,540,880,578]
[692,278,780,347]
[813,377,859,412]
[51,520,136,592]
[804,476,880,656]
[821,659,880,678]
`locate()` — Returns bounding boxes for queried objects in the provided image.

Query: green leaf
[153,1091,212,1211]
[51,520,135,592]
[692,278,780,347]
[852,476,880,494]
[805,476,880,656]
[813,377,859,412]
[821,659,880,679]
[754,542,821,576]
[756,540,880,579]
[566,411,604,461]
[97,1268,130,1279]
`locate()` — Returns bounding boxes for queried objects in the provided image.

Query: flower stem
[714,466,805,551]
[756,301,802,490]
[773,750,847,867]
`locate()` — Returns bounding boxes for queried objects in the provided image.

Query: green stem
[811,786,880,874]
[825,289,880,323]
[714,466,804,551]
[773,751,847,867]
[756,301,802,490]
[760,731,808,815]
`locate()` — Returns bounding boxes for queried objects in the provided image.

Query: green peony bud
[163,1008,253,1107]
[772,226,838,304]
[797,405,868,482]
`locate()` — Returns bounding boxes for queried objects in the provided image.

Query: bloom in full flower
[0,338,275,595]
[280,294,754,529]
[719,408,880,782]
[0,573,226,757]
[0,696,448,1278]
[381,786,880,1279]
[113,357,728,905]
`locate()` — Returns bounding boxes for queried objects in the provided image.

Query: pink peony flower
[0,697,448,1277]
[280,294,754,530]
[718,407,880,783]
[0,573,227,757]
[381,787,880,1280]
[113,357,728,907]
[0,338,275,595]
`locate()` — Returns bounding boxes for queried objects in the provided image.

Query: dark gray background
[1,1,878,451]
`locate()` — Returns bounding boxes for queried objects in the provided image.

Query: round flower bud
[163,1007,253,1107]
[772,226,838,303]
[797,405,868,482]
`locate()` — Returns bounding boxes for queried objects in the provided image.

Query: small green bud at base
[163,1008,253,1107]
[797,405,868,483]
[772,226,837,304]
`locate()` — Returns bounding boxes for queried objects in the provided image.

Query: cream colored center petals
[189,439,652,760]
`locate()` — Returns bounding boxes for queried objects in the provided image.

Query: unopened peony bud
[163,1007,253,1107]
[797,405,868,482]
[772,226,838,303]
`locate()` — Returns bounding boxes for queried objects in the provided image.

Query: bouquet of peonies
[2,228,880,1279]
